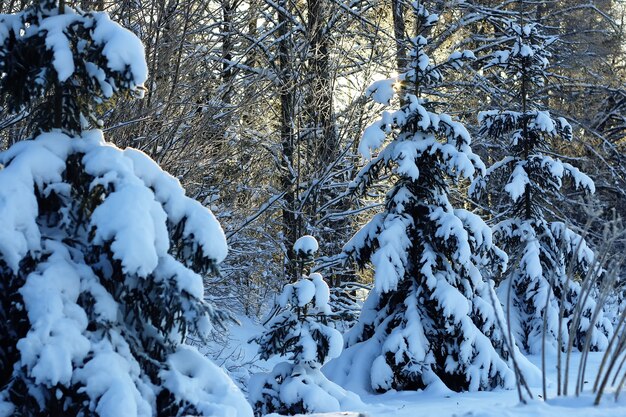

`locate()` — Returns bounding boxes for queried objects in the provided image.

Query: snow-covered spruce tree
[0,0,148,134]
[248,236,361,416]
[325,4,521,393]
[470,17,612,355]
[0,2,252,416]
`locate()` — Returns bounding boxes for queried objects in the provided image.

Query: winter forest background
[2,0,626,416]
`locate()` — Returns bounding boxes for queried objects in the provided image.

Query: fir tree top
[470,15,595,220]
[0,0,147,134]
[484,20,556,89]
[357,3,481,186]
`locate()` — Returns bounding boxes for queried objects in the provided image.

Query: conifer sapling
[248,235,361,416]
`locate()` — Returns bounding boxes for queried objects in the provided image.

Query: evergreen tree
[0,2,252,416]
[248,236,361,416]
[326,3,523,393]
[0,0,146,134]
[470,14,613,355]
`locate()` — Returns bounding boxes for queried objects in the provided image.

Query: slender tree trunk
[277,0,299,281]
[246,0,259,68]
[305,0,359,288]
[222,0,235,105]
[307,0,335,167]
[392,0,407,74]
[519,1,532,220]
[54,0,66,130]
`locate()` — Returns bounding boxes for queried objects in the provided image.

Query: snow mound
[160,346,252,417]
[294,235,320,258]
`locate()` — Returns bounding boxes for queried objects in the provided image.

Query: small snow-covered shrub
[249,272,362,416]
[0,2,252,416]
[293,235,319,260]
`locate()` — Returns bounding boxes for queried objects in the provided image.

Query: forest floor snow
[208,317,626,417]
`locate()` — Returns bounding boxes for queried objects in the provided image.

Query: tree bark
[392,0,408,74]
[278,0,299,281]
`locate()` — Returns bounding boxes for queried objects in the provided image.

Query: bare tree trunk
[277,0,299,281]
[221,0,236,105]
[307,0,335,167]
[392,0,408,74]
[305,0,355,287]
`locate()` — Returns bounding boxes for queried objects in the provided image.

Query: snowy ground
[350,355,626,417]
[209,319,626,417]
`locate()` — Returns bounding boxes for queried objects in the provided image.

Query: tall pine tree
[326,3,523,393]
[470,11,613,355]
[0,2,252,416]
